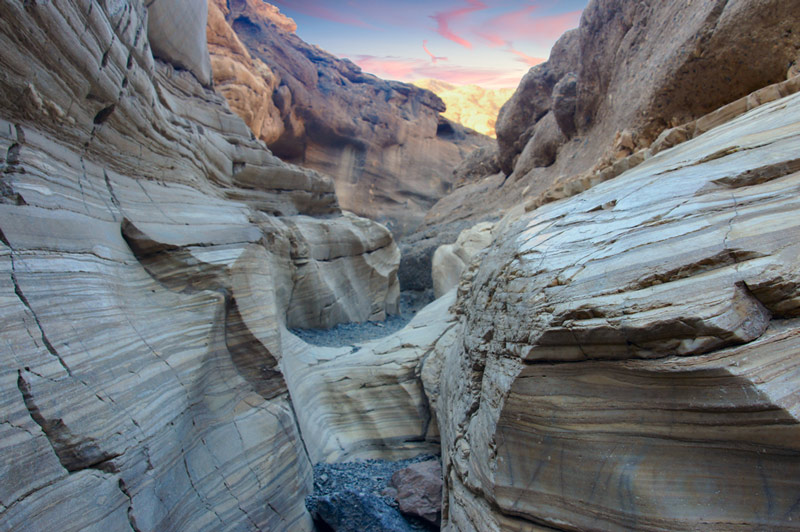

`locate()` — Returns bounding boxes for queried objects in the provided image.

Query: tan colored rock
[0,0,401,529]
[430,90,800,531]
[207,2,491,237]
[432,222,493,299]
[148,0,212,85]
[207,0,285,144]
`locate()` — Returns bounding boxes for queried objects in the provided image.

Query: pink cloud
[473,5,581,67]
[350,53,524,89]
[270,0,373,28]
[430,0,488,49]
[423,40,448,63]
[481,7,583,46]
[475,31,506,48]
[508,46,545,67]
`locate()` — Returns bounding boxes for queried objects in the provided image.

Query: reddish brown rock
[390,460,443,526]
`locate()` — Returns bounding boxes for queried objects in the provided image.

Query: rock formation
[207,0,491,236]
[432,222,493,299]
[402,0,800,291]
[3,0,800,530]
[424,88,800,531]
[0,0,401,529]
[412,80,515,138]
[390,459,443,525]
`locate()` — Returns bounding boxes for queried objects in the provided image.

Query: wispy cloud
[351,53,524,89]
[508,45,545,67]
[270,0,373,28]
[474,5,580,66]
[423,40,448,63]
[430,0,487,49]
[480,7,582,46]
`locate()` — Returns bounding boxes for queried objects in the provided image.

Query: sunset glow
[269,0,587,89]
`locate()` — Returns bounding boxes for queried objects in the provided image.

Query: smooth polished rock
[148,0,212,85]
[0,0,401,529]
[430,91,800,531]
[281,292,457,464]
[432,222,494,299]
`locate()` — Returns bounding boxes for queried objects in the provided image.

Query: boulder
[511,111,566,176]
[390,460,443,526]
[432,222,494,299]
[552,72,578,138]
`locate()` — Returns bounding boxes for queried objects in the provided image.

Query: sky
[269,0,589,89]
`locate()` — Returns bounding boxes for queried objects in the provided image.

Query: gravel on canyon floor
[306,454,440,532]
[291,290,433,347]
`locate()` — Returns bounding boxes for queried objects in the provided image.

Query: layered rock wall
[403,0,800,291]
[424,89,800,531]
[0,0,402,529]
[207,0,491,236]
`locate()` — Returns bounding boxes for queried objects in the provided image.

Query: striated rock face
[425,90,800,531]
[207,1,491,236]
[0,0,402,529]
[408,0,800,276]
[280,292,457,465]
[412,79,515,138]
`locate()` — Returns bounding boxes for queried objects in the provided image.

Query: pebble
[291,290,433,347]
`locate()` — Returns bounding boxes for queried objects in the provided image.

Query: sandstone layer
[424,89,800,531]
[207,0,491,236]
[0,0,403,529]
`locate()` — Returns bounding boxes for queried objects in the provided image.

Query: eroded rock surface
[0,0,401,529]
[432,222,493,299]
[426,90,800,531]
[207,0,491,236]
[409,0,800,271]
[281,292,457,465]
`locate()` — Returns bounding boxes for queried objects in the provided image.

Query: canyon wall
[402,0,800,291]
[0,0,408,529]
[425,87,800,531]
[207,0,491,237]
[2,0,800,530]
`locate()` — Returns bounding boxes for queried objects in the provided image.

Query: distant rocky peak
[227,0,297,33]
